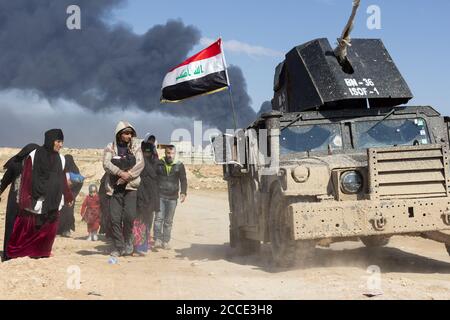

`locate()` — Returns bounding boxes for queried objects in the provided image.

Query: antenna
[334,0,361,64]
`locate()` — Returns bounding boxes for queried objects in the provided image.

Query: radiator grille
[369,145,450,200]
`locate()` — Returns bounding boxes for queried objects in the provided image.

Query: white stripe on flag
[162,53,226,89]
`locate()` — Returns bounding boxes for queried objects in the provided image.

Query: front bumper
[288,197,450,240]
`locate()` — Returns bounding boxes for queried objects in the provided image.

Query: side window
[211,133,244,166]
[211,134,235,165]
[246,127,260,169]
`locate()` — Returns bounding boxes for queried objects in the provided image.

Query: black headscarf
[31,129,65,214]
[141,141,153,154]
[2,143,39,174]
[64,154,83,198]
[142,140,158,160]
[64,155,80,174]
[0,143,39,194]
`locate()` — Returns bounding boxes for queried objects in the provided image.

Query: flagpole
[220,38,238,131]
[227,86,238,132]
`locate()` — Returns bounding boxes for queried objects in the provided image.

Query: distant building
[157,140,214,164]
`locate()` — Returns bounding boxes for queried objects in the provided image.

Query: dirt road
[1,189,450,300]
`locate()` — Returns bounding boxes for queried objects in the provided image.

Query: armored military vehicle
[212,1,450,266]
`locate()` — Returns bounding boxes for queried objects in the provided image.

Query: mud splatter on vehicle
[213,1,450,267]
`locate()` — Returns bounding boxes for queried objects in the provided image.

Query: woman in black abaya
[57,155,83,237]
[0,143,39,261]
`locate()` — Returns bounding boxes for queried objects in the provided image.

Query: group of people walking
[0,121,188,261]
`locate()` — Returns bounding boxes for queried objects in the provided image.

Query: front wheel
[269,187,315,267]
[236,236,261,256]
[230,214,261,256]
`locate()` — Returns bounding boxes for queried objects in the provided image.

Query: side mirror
[210,134,243,166]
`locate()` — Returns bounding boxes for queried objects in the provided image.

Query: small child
[80,184,102,241]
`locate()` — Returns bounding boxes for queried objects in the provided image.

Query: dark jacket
[137,157,160,216]
[157,158,187,200]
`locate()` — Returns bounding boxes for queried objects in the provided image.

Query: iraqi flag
[161,39,229,103]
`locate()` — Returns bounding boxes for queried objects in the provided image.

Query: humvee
[212,6,450,267]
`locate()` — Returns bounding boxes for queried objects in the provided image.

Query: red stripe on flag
[169,39,222,72]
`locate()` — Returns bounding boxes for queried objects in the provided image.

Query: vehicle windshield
[354,118,431,149]
[280,124,343,154]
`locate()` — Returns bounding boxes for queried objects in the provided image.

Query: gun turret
[272,0,413,113]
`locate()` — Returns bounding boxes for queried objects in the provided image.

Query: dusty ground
[1,148,450,300]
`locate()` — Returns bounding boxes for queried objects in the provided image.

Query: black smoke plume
[0,0,256,130]
[257,101,272,117]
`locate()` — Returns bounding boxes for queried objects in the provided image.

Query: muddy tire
[360,236,390,248]
[230,214,261,256]
[269,187,314,267]
[236,236,261,256]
